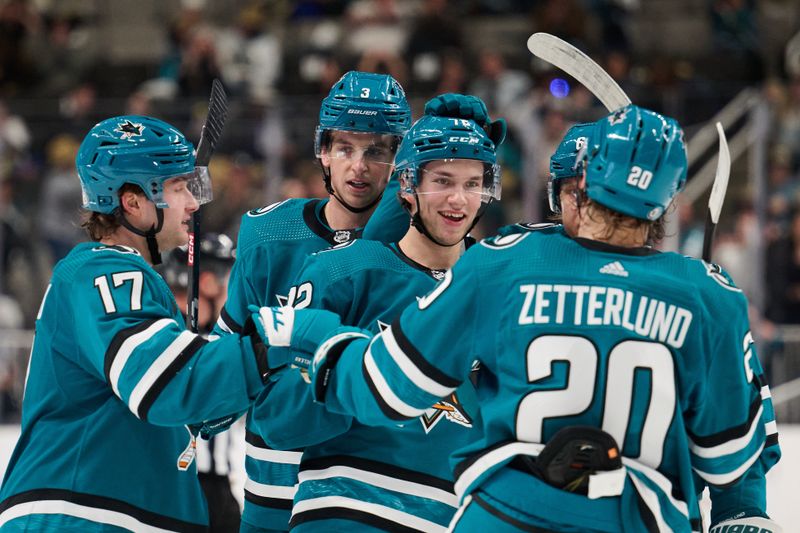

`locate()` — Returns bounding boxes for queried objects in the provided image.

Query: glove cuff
[243,315,278,384]
[312,330,369,402]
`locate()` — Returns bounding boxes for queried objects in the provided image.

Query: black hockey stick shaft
[188,79,228,332]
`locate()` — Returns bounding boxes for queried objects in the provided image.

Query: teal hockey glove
[424,93,507,145]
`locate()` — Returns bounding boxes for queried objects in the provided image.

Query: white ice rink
[1,424,797,529]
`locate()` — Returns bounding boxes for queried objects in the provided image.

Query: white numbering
[360,87,371,98]
[516,335,675,468]
[626,166,653,190]
[287,282,313,309]
[93,271,143,313]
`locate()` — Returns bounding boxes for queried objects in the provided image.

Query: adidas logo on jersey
[599,261,628,277]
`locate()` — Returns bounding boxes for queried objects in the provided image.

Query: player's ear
[119,189,144,216]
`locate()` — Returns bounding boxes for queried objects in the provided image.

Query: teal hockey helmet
[584,105,687,221]
[77,115,209,214]
[394,113,502,203]
[314,70,411,157]
[548,122,595,214]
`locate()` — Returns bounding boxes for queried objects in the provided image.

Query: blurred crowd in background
[2,0,800,422]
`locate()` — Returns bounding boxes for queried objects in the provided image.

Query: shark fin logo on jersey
[420,393,473,434]
[91,244,141,256]
[703,261,741,293]
[333,230,353,244]
[115,120,144,140]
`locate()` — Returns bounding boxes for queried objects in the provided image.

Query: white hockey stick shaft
[702,122,730,262]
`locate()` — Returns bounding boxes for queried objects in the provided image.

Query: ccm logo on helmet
[448,136,480,144]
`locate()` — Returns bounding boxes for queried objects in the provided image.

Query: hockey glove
[247,305,345,370]
[710,516,782,533]
[424,93,507,146]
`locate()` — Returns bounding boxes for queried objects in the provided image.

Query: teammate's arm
[291,254,482,427]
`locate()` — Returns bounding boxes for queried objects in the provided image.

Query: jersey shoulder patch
[480,232,531,250]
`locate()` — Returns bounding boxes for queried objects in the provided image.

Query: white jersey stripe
[128,330,197,417]
[381,327,455,398]
[245,443,302,464]
[0,500,175,532]
[760,385,771,400]
[365,346,427,419]
[109,318,175,399]
[292,496,446,532]
[766,420,778,435]
[628,472,671,532]
[244,478,297,500]
[688,405,763,459]
[216,315,233,334]
[692,441,765,486]
[298,465,458,507]
[453,442,545,501]
[621,459,688,518]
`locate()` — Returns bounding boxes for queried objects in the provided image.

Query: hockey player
[499,122,594,239]
[251,94,503,532]
[259,105,782,532]
[209,71,411,532]
[0,116,283,532]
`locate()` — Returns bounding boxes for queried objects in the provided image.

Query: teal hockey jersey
[300,228,780,532]
[362,176,409,244]
[252,240,482,532]
[211,198,362,531]
[0,242,267,532]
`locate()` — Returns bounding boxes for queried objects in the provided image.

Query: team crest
[115,120,145,140]
[333,230,352,244]
[608,107,629,126]
[703,261,741,293]
[420,393,473,434]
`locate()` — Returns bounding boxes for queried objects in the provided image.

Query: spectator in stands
[468,50,531,116]
[39,134,84,262]
[766,210,800,324]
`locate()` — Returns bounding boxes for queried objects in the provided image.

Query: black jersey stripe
[634,488,661,533]
[290,507,428,533]
[244,489,293,510]
[104,318,163,381]
[361,356,412,422]
[391,319,461,388]
[137,335,207,421]
[245,428,268,448]
[0,488,207,532]
[687,396,761,448]
[471,493,559,532]
[300,455,454,493]
[220,306,243,334]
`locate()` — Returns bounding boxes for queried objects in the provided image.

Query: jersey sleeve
[320,252,482,426]
[74,254,266,426]
[213,231,271,337]
[250,250,355,448]
[682,264,780,523]
[362,177,409,243]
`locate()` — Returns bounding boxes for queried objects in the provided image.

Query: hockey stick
[526,33,631,112]
[701,123,730,262]
[188,78,228,333]
[527,33,731,257]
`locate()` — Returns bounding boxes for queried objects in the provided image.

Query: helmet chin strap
[408,192,488,248]
[116,206,165,265]
[323,168,382,214]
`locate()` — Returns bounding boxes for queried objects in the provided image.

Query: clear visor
[315,128,400,168]
[151,166,213,208]
[547,178,560,214]
[411,161,502,203]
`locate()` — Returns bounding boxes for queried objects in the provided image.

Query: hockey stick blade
[701,122,730,262]
[195,78,228,167]
[527,33,631,112]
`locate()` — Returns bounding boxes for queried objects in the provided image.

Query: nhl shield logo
[608,107,629,126]
[333,230,352,244]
